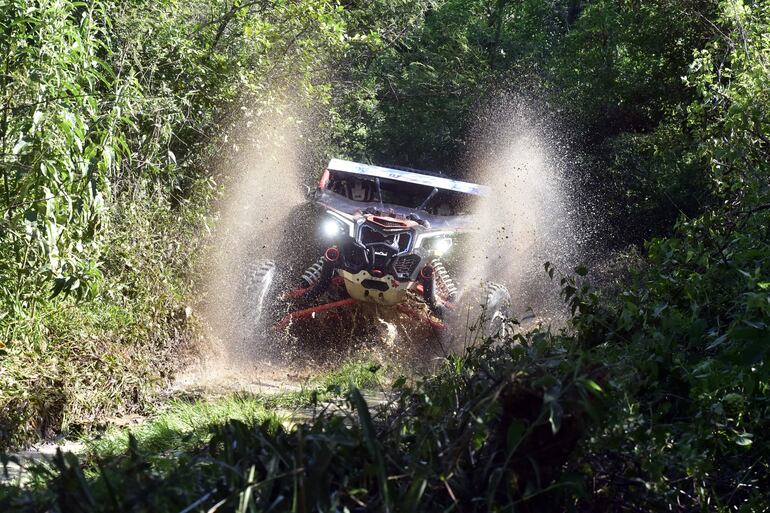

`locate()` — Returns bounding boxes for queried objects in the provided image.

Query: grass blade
[350,385,391,513]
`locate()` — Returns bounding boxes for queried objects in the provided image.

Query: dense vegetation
[1,0,768,511]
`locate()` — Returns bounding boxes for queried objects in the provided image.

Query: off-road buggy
[243,159,511,341]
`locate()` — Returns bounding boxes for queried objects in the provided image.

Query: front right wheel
[479,281,512,338]
[448,280,512,343]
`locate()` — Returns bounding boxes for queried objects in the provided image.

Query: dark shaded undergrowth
[1,331,607,512]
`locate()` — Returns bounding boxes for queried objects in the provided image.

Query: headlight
[322,218,344,238]
[433,238,452,255]
[415,232,454,255]
[323,210,355,237]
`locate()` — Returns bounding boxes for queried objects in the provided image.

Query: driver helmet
[349,179,373,202]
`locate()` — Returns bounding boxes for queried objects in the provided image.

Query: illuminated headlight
[432,238,453,256]
[434,238,452,255]
[415,232,454,254]
[322,218,344,238]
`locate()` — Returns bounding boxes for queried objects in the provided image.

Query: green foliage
[0,0,360,447]
[82,360,384,467]
[686,0,769,205]
[563,3,770,508]
[598,121,711,241]
[1,0,127,312]
[327,0,571,168]
[0,0,768,510]
[552,0,717,135]
[0,189,205,448]
[573,211,770,509]
[262,358,386,408]
[0,338,605,512]
[543,0,721,240]
[84,394,277,462]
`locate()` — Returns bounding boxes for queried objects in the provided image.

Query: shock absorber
[305,246,339,300]
[431,259,458,302]
[300,257,324,288]
[420,264,444,317]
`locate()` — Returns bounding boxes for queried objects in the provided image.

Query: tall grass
[0,335,604,512]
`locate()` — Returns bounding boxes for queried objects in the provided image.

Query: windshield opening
[325,171,475,216]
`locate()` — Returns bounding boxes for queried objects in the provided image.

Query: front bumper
[339,269,412,306]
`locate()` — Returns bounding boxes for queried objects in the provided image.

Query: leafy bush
[0,0,360,447]
[569,3,770,508]
[1,1,768,510]
[0,335,605,512]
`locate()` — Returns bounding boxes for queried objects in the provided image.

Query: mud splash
[187,105,448,392]
[462,100,596,327]
[185,97,598,394]
[191,104,309,385]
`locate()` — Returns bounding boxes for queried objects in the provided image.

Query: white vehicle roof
[328,158,489,196]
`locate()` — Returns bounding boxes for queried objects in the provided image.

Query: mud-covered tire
[479,281,512,338]
[240,259,278,343]
[444,281,512,352]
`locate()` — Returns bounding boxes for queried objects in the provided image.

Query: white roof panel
[327,158,489,196]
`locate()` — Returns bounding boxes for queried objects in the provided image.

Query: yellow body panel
[340,269,412,306]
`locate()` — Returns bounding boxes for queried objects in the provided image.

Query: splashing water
[182,97,599,395]
[198,105,307,365]
[462,103,588,327]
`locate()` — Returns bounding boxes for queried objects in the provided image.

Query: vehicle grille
[360,225,411,252]
[342,244,367,269]
[393,255,420,278]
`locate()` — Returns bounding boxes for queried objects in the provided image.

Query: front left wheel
[240,259,278,345]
